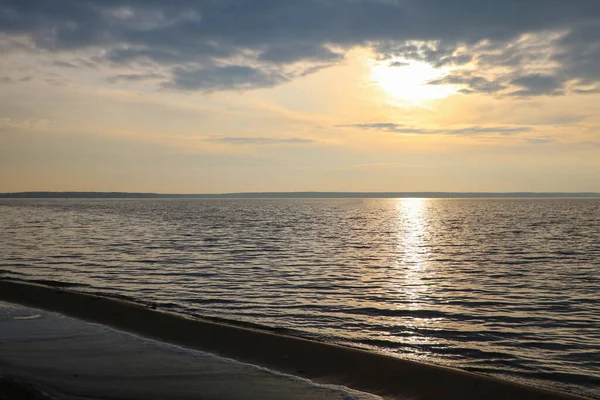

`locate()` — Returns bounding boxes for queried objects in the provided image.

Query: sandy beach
[1,300,379,400]
[0,279,589,400]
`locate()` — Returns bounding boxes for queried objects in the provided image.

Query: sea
[0,198,599,398]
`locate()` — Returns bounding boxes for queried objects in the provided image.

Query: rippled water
[1,198,599,398]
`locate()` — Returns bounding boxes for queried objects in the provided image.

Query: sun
[370,60,457,103]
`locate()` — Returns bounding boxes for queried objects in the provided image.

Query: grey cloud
[508,74,565,97]
[0,76,32,84]
[429,74,506,93]
[374,41,458,65]
[339,123,400,130]
[107,73,165,84]
[553,23,600,85]
[525,138,554,144]
[434,54,473,68]
[389,61,409,67]
[52,60,78,68]
[378,41,474,68]
[258,43,343,64]
[207,137,314,145]
[339,123,531,135]
[2,1,600,92]
[44,77,69,86]
[104,44,231,66]
[51,59,97,69]
[428,62,569,98]
[516,114,589,126]
[432,24,600,97]
[453,126,531,134]
[167,66,288,91]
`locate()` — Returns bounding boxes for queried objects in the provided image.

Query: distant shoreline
[1,191,599,199]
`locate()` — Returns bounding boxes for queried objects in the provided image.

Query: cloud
[525,138,554,144]
[574,141,600,147]
[508,74,565,97]
[167,66,288,91]
[424,26,600,97]
[0,75,32,84]
[51,59,96,69]
[2,1,600,92]
[573,86,600,94]
[107,73,165,84]
[339,123,532,135]
[52,60,78,68]
[429,74,506,93]
[206,137,314,145]
[258,43,343,64]
[389,61,409,68]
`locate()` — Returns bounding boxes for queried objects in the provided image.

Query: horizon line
[1,191,599,199]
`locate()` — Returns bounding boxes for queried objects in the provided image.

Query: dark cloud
[258,43,343,64]
[339,123,531,135]
[508,74,565,97]
[1,0,600,92]
[206,137,314,145]
[553,23,600,85]
[167,66,287,91]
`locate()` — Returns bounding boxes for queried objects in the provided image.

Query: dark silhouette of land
[0,191,599,199]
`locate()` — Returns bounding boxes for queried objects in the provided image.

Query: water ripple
[0,198,599,399]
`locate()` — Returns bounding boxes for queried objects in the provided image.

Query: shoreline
[0,377,52,400]
[0,279,588,400]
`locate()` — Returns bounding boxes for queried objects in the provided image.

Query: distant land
[1,192,599,199]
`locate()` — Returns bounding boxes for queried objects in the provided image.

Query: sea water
[0,198,598,398]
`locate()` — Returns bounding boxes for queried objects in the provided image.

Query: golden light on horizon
[370,60,457,103]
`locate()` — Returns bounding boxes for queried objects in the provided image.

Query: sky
[1,0,600,193]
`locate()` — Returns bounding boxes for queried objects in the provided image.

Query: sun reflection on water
[391,198,439,347]
[395,198,429,301]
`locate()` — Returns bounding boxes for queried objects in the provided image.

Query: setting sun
[370,60,457,102]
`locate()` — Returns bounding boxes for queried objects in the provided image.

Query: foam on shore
[0,279,589,400]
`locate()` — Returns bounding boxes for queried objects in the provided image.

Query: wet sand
[0,377,52,400]
[0,279,587,400]
[0,301,377,400]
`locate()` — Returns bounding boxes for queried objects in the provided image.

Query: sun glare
[370,60,457,103]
